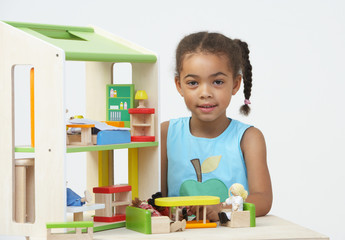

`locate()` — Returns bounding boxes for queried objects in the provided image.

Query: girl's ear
[175,76,184,97]
[232,75,242,95]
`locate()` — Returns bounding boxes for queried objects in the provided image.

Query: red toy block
[131,136,155,142]
[93,214,126,222]
[93,184,131,194]
[128,108,155,114]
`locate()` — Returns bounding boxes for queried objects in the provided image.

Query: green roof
[5,21,157,63]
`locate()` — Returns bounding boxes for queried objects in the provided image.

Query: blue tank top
[167,117,251,202]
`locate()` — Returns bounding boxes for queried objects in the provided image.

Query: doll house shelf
[93,185,132,223]
[128,108,155,142]
[0,21,159,239]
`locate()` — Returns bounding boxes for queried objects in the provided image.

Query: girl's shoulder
[161,117,189,133]
[242,126,265,144]
[161,120,170,136]
[240,126,266,157]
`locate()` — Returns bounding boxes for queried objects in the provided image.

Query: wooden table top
[93,215,329,240]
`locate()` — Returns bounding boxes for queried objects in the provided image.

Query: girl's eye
[214,80,224,85]
[187,81,198,86]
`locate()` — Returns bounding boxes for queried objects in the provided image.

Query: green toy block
[126,206,152,234]
[243,202,256,227]
[93,222,126,232]
[46,221,93,229]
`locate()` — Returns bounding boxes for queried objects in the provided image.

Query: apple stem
[190,159,202,182]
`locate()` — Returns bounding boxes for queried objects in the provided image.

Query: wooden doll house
[0,21,159,239]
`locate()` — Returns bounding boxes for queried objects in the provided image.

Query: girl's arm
[241,127,273,216]
[160,121,170,197]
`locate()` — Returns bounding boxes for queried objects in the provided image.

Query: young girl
[161,32,272,219]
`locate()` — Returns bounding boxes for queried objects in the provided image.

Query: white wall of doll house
[1,0,345,239]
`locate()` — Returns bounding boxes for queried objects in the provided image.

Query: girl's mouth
[198,104,217,113]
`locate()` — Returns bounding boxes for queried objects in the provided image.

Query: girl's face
[175,53,241,124]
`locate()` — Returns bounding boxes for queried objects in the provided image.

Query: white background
[1,0,345,239]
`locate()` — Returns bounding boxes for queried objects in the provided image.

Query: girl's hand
[190,203,230,222]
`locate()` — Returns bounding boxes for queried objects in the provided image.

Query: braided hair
[175,32,253,115]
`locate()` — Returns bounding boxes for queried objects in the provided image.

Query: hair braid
[235,39,253,116]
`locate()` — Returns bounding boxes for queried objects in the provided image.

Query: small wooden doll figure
[218,183,248,224]
[67,188,92,206]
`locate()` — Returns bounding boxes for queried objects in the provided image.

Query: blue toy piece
[66,188,85,206]
[96,130,131,145]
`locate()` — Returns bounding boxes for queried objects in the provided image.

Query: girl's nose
[199,83,213,99]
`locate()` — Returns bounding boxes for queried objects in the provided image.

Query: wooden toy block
[243,202,256,227]
[126,206,152,234]
[66,124,95,146]
[222,210,251,228]
[95,194,113,217]
[128,108,155,142]
[230,211,251,228]
[14,158,35,223]
[93,185,132,222]
[93,184,132,194]
[126,206,171,234]
[46,221,93,240]
[151,216,170,234]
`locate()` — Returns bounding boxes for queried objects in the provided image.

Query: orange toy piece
[186,220,217,229]
[30,67,35,147]
[103,121,125,127]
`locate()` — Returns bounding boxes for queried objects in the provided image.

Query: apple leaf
[179,178,228,202]
[201,155,221,173]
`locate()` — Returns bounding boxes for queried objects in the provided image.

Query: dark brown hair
[175,32,253,116]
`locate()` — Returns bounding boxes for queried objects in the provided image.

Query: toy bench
[66,204,105,221]
[46,221,93,240]
[126,206,170,234]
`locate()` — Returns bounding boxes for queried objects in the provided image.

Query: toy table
[155,196,220,226]
[92,215,329,240]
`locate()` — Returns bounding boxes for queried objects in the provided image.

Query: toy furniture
[221,210,250,228]
[135,90,148,108]
[96,130,131,145]
[66,204,105,221]
[243,202,256,227]
[106,84,134,127]
[66,124,95,145]
[66,121,131,146]
[155,196,220,228]
[46,221,93,240]
[219,202,256,228]
[0,21,159,239]
[93,185,132,222]
[126,206,171,234]
[128,108,155,142]
[128,90,155,142]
